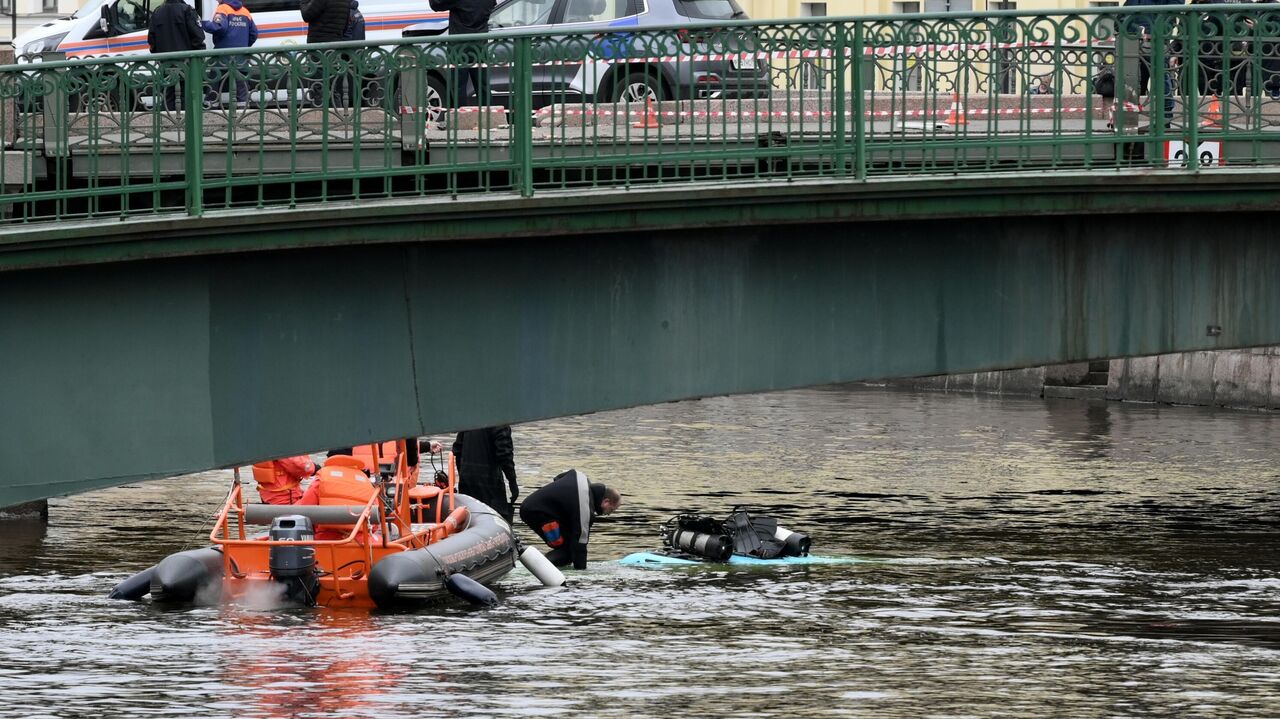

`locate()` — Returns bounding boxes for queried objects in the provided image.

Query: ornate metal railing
[0,5,1276,226]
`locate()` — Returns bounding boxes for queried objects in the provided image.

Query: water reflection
[1043,399,1113,462]
[2,386,1280,718]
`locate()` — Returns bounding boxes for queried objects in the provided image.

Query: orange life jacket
[312,466,377,506]
[353,442,398,474]
[252,461,303,494]
[215,2,252,16]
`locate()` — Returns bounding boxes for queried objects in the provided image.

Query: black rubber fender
[108,566,156,600]
[446,573,498,607]
[150,547,224,604]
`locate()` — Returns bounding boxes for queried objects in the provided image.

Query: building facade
[2,0,81,41]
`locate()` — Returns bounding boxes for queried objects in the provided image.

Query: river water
[2,386,1280,718]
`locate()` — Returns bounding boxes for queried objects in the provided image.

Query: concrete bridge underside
[3,171,1280,506]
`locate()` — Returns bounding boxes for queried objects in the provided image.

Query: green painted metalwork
[1,5,1279,226]
[2,203,1280,506]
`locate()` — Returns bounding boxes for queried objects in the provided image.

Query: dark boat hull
[368,494,518,609]
[150,547,225,604]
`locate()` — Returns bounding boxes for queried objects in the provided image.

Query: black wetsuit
[519,469,605,569]
[452,426,518,523]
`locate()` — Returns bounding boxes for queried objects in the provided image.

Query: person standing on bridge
[302,0,357,106]
[251,455,318,505]
[428,0,495,108]
[147,0,206,110]
[202,0,259,108]
[1121,0,1182,123]
[451,425,519,523]
[519,469,621,569]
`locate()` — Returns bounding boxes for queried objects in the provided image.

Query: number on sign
[1165,140,1222,168]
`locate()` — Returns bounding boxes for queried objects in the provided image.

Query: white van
[12,0,444,61]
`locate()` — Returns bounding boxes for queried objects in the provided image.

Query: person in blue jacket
[202,0,259,107]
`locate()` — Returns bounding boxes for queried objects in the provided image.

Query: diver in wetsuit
[519,469,621,569]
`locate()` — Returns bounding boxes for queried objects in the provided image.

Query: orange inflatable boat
[109,440,520,609]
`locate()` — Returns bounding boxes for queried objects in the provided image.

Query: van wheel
[610,69,664,104]
[423,73,447,122]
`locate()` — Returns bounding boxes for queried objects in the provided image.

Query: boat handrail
[243,504,381,526]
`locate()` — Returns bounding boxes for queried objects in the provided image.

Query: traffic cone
[1200,96,1222,129]
[944,91,967,126]
[632,95,660,129]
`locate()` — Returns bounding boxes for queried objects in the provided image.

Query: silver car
[402,0,771,110]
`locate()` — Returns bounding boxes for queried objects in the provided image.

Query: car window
[562,0,631,23]
[489,0,556,27]
[113,0,167,34]
[672,0,745,20]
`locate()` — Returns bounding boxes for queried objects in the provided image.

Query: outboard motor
[268,515,318,606]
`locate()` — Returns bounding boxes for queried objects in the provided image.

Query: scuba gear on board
[657,508,812,563]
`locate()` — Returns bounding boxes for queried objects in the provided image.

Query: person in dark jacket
[343,0,365,41]
[202,0,258,107]
[519,469,621,570]
[301,0,350,42]
[452,426,519,523]
[147,0,205,110]
[301,0,355,106]
[1121,0,1181,121]
[428,0,496,107]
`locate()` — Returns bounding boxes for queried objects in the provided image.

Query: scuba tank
[773,524,811,557]
[661,515,733,561]
[661,509,813,561]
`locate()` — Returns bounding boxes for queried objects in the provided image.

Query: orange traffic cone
[632,95,660,129]
[1200,96,1222,129]
[944,91,967,126]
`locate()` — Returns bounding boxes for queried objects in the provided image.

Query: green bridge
[3,6,1280,506]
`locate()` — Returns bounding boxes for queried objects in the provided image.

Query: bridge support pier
[1,499,49,522]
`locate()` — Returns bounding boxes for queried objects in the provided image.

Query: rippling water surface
[3,386,1280,718]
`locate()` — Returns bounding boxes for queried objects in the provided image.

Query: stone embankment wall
[1107,347,1280,410]
[892,347,1280,410]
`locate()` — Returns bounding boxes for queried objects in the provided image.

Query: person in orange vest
[250,455,318,505]
[296,449,379,540]
[202,0,258,107]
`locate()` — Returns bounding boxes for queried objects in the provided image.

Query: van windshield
[72,0,108,18]
[672,0,746,20]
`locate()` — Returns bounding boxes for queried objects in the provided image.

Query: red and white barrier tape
[403,105,1129,121]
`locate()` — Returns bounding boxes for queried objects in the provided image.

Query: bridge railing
[0,5,1276,226]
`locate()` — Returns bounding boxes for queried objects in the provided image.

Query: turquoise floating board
[619,551,859,567]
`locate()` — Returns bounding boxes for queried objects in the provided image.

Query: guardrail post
[1186,11,1200,172]
[851,21,866,180]
[833,22,848,176]
[512,36,534,197]
[40,52,68,159]
[185,55,205,216]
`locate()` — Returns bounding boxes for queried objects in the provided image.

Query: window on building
[924,0,973,11]
[0,0,13,14]
[1088,1,1119,5]
[801,2,826,15]
[990,0,1015,9]
[894,1,920,12]
[43,0,57,11]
